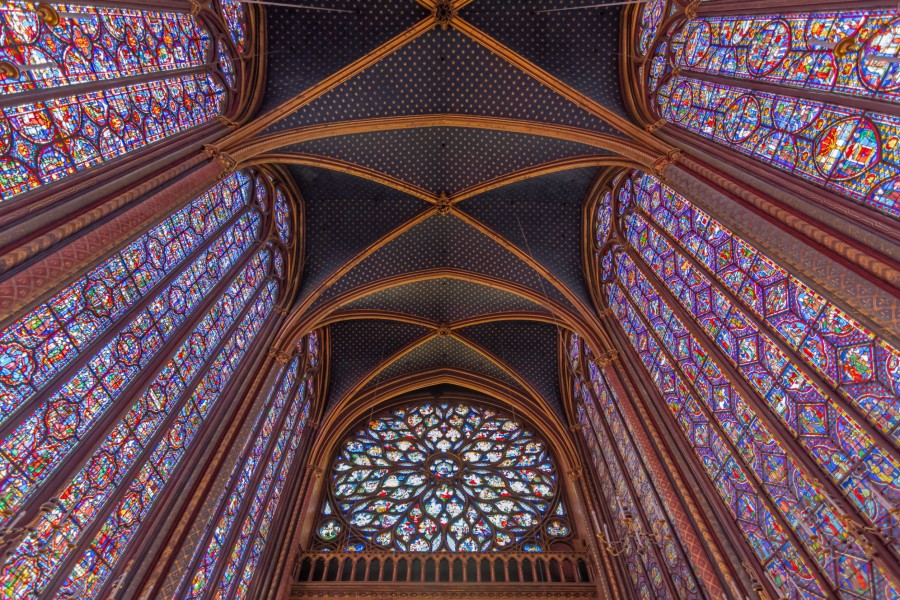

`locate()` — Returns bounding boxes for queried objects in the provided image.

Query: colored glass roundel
[325,401,568,552]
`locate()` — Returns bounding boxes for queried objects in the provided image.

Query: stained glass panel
[656,75,900,217]
[625,172,900,446]
[321,401,569,552]
[576,395,663,599]
[0,211,260,529]
[219,0,247,52]
[673,11,900,104]
[0,251,274,597]
[57,279,277,598]
[1,72,224,201]
[0,171,250,431]
[607,279,825,597]
[0,2,210,94]
[274,187,290,245]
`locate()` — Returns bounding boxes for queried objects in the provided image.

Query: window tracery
[0,170,295,598]
[593,169,900,599]
[642,6,900,219]
[315,400,572,553]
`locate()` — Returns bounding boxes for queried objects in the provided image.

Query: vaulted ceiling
[231,0,660,424]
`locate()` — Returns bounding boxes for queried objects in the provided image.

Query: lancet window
[568,333,703,600]
[639,3,900,218]
[177,331,321,600]
[0,169,294,598]
[0,1,239,202]
[314,400,573,553]
[592,169,900,598]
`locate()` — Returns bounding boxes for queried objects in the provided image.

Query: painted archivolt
[568,333,703,600]
[0,168,296,598]
[314,401,573,554]
[592,169,900,599]
[0,1,245,203]
[635,2,900,218]
[177,331,321,600]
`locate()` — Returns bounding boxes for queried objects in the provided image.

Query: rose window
[316,400,573,553]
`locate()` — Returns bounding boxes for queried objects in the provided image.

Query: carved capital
[217,115,241,130]
[204,144,238,177]
[566,466,585,480]
[596,350,619,367]
[644,119,665,133]
[268,348,292,364]
[35,3,60,26]
[433,0,457,30]
[651,149,682,180]
[683,0,700,20]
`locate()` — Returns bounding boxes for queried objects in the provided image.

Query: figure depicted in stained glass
[317,401,571,553]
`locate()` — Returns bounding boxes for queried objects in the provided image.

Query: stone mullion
[171,356,295,599]
[103,305,282,600]
[0,205,254,445]
[569,411,634,600]
[601,315,776,600]
[575,388,659,600]
[622,239,900,584]
[579,367,683,600]
[592,354,725,600]
[636,208,900,464]
[204,363,307,600]
[40,272,272,597]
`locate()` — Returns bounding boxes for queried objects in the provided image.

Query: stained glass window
[673,12,900,104]
[595,171,900,599]
[0,3,210,93]
[274,187,291,245]
[649,8,900,219]
[317,400,571,553]
[0,3,229,202]
[570,343,702,599]
[179,330,321,600]
[0,171,290,598]
[219,0,248,53]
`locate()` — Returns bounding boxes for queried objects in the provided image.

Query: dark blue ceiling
[267,28,616,134]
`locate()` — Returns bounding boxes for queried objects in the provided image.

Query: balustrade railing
[293,551,593,586]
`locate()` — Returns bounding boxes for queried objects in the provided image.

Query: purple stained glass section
[0,251,273,597]
[0,170,251,430]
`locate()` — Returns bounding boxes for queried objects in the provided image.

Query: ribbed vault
[209,0,670,424]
